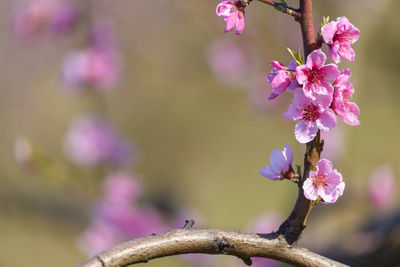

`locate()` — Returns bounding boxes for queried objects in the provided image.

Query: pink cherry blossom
[321,16,360,64]
[11,0,77,40]
[296,49,340,100]
[61,48,121,91]
[259,144,294,180]
[283,88,337,143]
[267,60,299,100]
[216,0,245,35]
[102,172,143,205]
[63,116,133,167]
[206,38,249,86]
[332,68,360,126]
[368,165,396,212]
[303,159,345,203]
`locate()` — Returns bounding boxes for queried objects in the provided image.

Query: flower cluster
[216,0,246,35]
[11,0,78,40]
[257,16,360,204]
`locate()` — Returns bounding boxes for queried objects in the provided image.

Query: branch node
[95,256,105,267]
[182,219,195,230]
[240,256,253,266]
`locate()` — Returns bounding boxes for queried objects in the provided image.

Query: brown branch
[76,229,347,267]
[255,0,301,19]
[276,0,322,245]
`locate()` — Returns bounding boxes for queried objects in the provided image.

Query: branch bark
[76,229,347,267]
[276,0,322,245]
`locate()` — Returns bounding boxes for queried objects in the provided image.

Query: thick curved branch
[76,229,347,267]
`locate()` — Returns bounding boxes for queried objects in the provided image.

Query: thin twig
[75,229,347,267]
[255,0,301,19]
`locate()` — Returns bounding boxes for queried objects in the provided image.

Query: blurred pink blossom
[206,38,249,87]
[320,126,344,161]
[245,212,282,267]
[368,165,396,212]
[64,116,133,167]
[61,48,120,91]
[79,173,167,256]
[11,0,77,40]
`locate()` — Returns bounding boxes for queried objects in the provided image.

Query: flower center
[302,104,319,122]
[313,174,327,188]
[307,68,322,84]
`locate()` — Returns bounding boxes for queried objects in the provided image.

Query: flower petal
[316,109,337,131]
[321,21,337,44]
[303,178,319,201]
[316,159,333,175]
[295,120,318,144]
[306,49,326,69]
[320,64,340,81]
[284,144,293,164]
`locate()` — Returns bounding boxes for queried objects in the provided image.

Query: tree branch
[75,229,347,267]
[276,0,321,245]
[255,0,301,19]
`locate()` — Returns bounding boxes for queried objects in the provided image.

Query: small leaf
[287,47,303,66]
[320,16,330,28]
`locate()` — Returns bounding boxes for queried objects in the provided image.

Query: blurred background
[1,0,399,266]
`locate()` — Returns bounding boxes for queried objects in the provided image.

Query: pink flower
[64,116,132,167]
[321,16,360,64]
[259,144,294,180]
[61,48,120,91]
[303,159,345,203]
[206,38,249,86]
[216,0,245,35]
[283,88,337,143]
[11,0,77,40]
[332,68,360,126]
[267,60,299,100]
[296,49,340,100]
[102,172,143,205]
[368,165,396,212]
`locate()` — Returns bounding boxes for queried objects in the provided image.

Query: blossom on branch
[303,159,345,203]
[283,88,337,143]
[259,144,294,180]
[296,49,340,100]
[321,16,360,64]
[267,60,299,100]
[332,68,360,126]
[216,0,246,35]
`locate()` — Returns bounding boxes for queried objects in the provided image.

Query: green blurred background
[1,0,399,266]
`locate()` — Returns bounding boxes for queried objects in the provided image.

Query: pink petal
[316,109,337,131]
[295,120,318,144]
[224,14,237,33]
[316,159,333,175]
[282,103,302,121]
[287,79,300,92]
[216,3,234,16]
[269,61,285,69]
[284,144,293,164]
[287,59,298,70]
[295,65,309,84]
[270,149,288,173]
[303,178,319,201]
[306,49,326,70]
[234,13,245,35]
[259,165,280,180]
[328,42,341,64]
[320,64,340,81]
[321,21,337,44]
[341,102,360,126]
[338,44,356,62]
